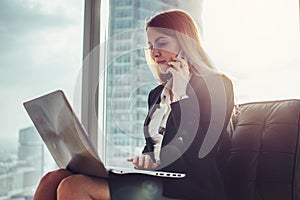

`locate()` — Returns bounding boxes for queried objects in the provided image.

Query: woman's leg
[57,174,110,200]
[34,170,177,200]
[34,169,73,200]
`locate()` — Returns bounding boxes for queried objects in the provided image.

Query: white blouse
[147,80,172,164]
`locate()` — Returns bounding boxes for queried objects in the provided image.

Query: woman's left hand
[167,56,190,100]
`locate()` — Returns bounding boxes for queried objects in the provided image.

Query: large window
[0,0,83,198]
[97,0,299,167]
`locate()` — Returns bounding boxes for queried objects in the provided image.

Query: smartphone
[176,50,184,59]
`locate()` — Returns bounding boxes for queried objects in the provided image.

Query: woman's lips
[157,60,167,65]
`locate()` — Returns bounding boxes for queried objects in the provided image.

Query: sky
[0,0,299,145]
[0,0,84,142]
[202,0,300,103]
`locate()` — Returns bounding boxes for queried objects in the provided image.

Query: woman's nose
[152,48,161,57]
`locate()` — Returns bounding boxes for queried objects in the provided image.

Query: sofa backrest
[225,99,300,200]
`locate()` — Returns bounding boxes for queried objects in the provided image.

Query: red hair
[146,10,201,44]
[146,10,216,82]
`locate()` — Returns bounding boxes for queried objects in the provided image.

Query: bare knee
[34,169,73,200]
[57,174,80,192]
[57,174,86,199]
[57,174,110,200]
[39,169,73,186]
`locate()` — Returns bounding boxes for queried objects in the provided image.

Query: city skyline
[0,126,56,199]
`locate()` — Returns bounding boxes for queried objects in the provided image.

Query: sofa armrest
[225,99,300,200]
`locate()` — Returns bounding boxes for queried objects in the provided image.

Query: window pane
[100,0,203,167]
[0,0,83,198]
[202,0,300,103]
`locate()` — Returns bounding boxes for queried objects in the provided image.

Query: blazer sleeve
[163,74,234,163]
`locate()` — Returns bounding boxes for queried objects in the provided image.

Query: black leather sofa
[220,99,300,200]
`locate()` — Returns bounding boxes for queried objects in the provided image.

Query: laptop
[23,90,185,179]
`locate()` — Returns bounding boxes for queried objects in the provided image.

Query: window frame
[81,0,101,149]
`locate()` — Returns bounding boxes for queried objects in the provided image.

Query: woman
[34,10,234,200]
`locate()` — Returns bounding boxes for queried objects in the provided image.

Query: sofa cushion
[226,99,300,200]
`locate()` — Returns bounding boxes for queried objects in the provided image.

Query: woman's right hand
[127,154,159,170]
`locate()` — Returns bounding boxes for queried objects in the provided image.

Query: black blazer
[142,74,234,200]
